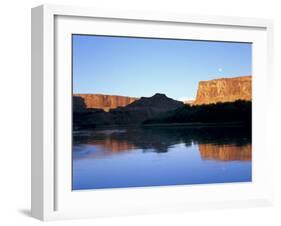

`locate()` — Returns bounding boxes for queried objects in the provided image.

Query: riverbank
[142,121,250,128]
[73,121,251,132]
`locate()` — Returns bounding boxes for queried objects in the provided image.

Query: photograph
[72,34,252,190]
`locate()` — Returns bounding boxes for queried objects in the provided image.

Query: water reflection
[72,126,252,190]
[199,143,251,161]
[73,126,251,159]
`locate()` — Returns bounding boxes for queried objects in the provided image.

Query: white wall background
[0,0,280,225]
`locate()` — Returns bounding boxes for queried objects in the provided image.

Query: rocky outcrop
[107,93,185,124]
[194,76,252,105]
[124,93,184,112]
[73,94,138,112]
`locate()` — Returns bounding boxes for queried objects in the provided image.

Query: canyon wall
[73,94,138,112]
[193,76,252,105]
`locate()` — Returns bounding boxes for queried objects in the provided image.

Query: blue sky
[72,35,251,100]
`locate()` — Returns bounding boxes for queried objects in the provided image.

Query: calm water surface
[72,126,252,190]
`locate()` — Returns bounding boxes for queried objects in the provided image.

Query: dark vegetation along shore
[143,100,252,126]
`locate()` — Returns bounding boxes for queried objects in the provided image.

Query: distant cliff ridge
[193,76,252,105]
[73,76,252,128]
[73,94,138,112]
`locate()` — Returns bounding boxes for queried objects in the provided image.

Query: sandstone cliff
[73,94,138,112]
[193,76,252,105]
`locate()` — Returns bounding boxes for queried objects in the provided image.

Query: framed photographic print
[31,4,274,221]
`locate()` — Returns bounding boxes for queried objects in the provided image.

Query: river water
[72,126,251,190]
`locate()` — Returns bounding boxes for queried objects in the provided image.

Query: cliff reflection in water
[199,143,251,161]
[73,126,251,160]
[73,126,252,190]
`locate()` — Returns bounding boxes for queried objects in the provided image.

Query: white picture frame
[31,4,274,221]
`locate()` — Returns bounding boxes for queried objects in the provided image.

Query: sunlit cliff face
[73,94,138,112]
[199,143,252,161]
[193,76,252,105]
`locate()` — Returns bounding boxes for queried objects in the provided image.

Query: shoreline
[74,121,250,131]
[142,121,249,128]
